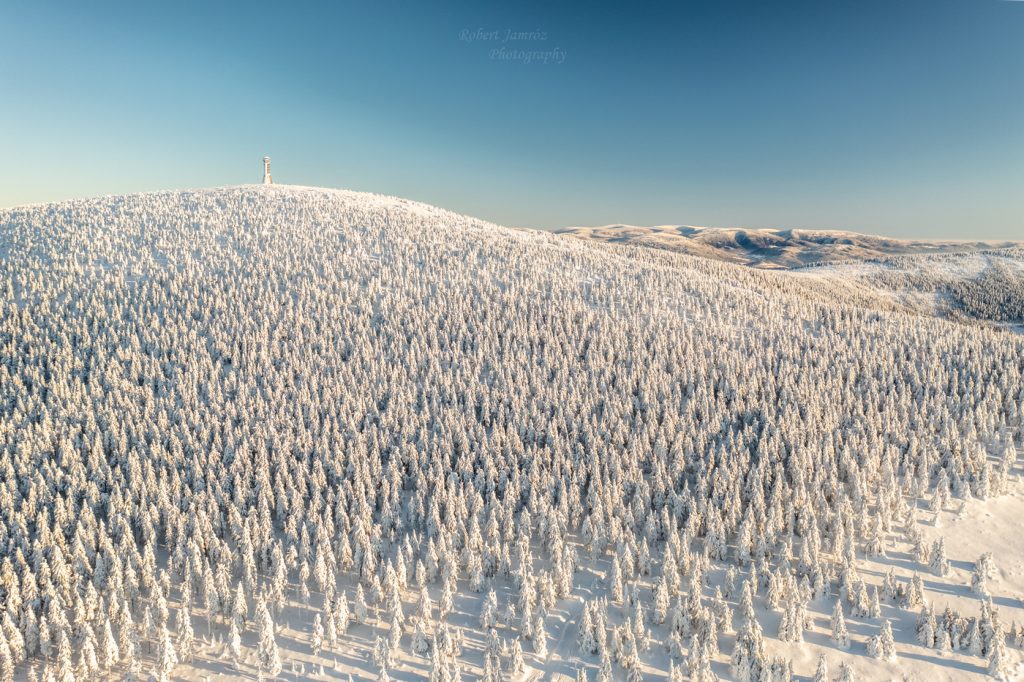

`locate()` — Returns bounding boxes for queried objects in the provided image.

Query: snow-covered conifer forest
[1,185,1023,681]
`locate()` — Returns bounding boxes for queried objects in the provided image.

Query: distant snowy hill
[1,185,1023,682]
[558,223,1019,270]
[559,223,1024,327]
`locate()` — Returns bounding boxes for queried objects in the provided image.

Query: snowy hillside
[1,185,1024,682]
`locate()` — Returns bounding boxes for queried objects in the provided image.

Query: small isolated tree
[418,585,432,623]
[373,636,392,672]
[652,576,669,625]
[54,631,75,682]
[596,646,613,682]
[100,618,120,670]
[355,584,370,623]
[731,619,766,682]
[930,538,950,577]
[813,654,828,682]
[480,590,498,629]
[255,597,282,678]
[578,605,598,656]
[311,613,324,657]
[154,627,177,682]
[534,615,548,657]
[917,606,937,648]
[768,656,793,682]
[508,637,525,675]
[481,651,500,682]
[389,612,403,650]
[867,620,896,661]
[412,619,431,655]
[336,590,351,634]
[972,552,996,598]
[989,623,1012,681]
[176,606,194,663]
[831,600,850,650]
[227,616,242,669]
[688,641,714,682]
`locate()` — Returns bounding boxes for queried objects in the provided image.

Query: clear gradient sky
[2,0,1022,237]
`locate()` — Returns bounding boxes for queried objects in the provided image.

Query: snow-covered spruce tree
[373,636,392,673]
[596,645,614,682]
[255,596,282,678]
[355,584,370,624]
[989,623,1012,680]
[533,615,548,657]
[175,606,193,663]
[508,638,525,675]
[480,589,498,629]
[99,617,119,670]
[731,618,766,682]
[336,590,351,635]
[652,575,670,625]
[227,616,242,668]
[917,605,937,648]
[767,656,793,682]
[831,600,850,650]
[867,619,896,661]
[153,626,177,682]
[972,552,996,598]
[930,538,951,577]
[813,654,828,682]
[688,640,715,682]
[578,603,599,656]
[412,619,432,656]
[311,613,324,657]
[481,651,500,682]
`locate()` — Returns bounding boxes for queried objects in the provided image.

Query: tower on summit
[262,156,273,185]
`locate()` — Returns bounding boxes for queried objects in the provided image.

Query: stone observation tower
[262,156,273,185]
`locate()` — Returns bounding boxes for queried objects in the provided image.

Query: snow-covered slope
[1,185,1023,682]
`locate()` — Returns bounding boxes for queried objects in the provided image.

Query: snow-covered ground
[1,185,1023,682]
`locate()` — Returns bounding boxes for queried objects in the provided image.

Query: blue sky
[2,0,1022,238]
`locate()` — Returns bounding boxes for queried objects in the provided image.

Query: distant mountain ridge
[557,224,1021,270]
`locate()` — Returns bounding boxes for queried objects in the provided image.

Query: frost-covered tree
[867,620,896,661]
[99,618,119,670]
[989,623,1012,680]
[311,613,324,657]
[831,600,850,650]
[255,597,282,678]
[534,616,548,657]
[972,552,996,598]
[508,638,525,675]
[373,636,392,672]
[412,619,431,656]
[813,654,828,682]
[731,618,766,682]
[153,627,177,682]
[227,617,242,668]
[930,538,950,577]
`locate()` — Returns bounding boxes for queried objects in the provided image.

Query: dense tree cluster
[0,187,1022,679]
